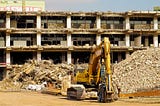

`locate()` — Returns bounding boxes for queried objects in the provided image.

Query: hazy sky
[45,0,160,12]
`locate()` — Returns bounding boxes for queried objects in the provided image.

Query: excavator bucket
[67,84,86,100]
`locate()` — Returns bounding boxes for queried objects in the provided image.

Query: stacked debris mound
[0,60,75,91]
[112,48,160,94]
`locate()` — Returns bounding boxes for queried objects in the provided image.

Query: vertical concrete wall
[6,33,10,47]
[5,13,11,66]
[154,16,158,30]
[67,51,71,64]
[154,34,158,47]
[37,33,41,45]
[37,15,41,46]
[67,34,71,47]
[67,15,72,64]
[36,14,41,53]
[6,14,10,28]
[67,15,71,28]
[126,52,130,59]
[37,15,41,29]
[6,51,10,65]
[37,51,41,62]
[96,15,101,29]
[67,34,72,64]
[125,16,130,29]
[125,34,130,46]
[96,34,101,45]
[96,15,101,45]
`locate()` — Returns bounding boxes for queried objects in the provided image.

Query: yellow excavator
[67,37,115,103]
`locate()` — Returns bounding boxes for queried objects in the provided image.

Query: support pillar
[67,15,71,28]
[125,16,130,29]
[67,51,71,64]
[118,53,122,62]
[154,16,158,30]
[37,14,41,46]
[126,52,130,59]
[67,34,72,46]
[37,33,41,46]
[96,34,101,45]
[96,15,101,29]
[145,36,149,47]
[6,33,10,47]
[6,51,10,65]
[134,35,141,46]
[125,34,130,46]
[62,52,66,63]
[37,51,41,62]
[154,34,158,47]
[6,14,10,28]
[37,15,41,29]
[67,15,72,64]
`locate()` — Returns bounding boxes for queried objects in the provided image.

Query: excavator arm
[88,37,112,87]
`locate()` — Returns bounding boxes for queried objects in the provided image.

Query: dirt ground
[0,91,160,106]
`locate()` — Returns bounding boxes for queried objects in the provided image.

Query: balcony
[130,24,153,29]
[101,23,124,29]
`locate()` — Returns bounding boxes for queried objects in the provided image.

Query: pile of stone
[0,60,76,91]
[112,48,160,94]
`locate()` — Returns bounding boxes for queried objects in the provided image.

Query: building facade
[0,10,160,79]
[0,0,45,12]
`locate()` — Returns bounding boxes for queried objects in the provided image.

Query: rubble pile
[0,60,76,91]
[112,48,160,94]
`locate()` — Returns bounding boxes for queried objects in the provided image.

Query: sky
[45,0,160,12]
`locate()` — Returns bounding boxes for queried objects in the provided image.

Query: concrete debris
[112,48,160,94]
[1,48,160,95]
[26,82,47,91]
[0,60,80,91]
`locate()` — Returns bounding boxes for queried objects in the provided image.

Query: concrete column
[6,14,10,28]
[126,52,130,59]
[37,33,41,46]
[118,53,122,62]
[134,35,141,46]
[67,51,72,64]
[37,15,41,29]
[37,51,41,62]
[125,16,130,29]
[154,16,158,30]
[96,15,101,29]
[6,51,10,65]
[67,15,71,28]
[154,34,158,47]
[96,34,101,45]
[125,34,130,46]
[6,33,10,47]
[145,36,149,47]
[62,52,66,63]
[67,34,72,46]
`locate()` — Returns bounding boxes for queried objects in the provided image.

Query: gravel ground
[0,91,159,106]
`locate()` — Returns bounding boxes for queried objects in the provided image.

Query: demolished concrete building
[0,10,160,80]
